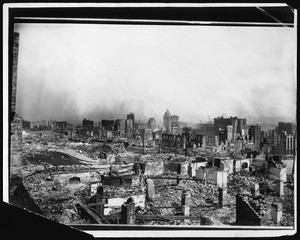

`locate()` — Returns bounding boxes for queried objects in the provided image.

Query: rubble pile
[22,169,89,224]
[10,130,295,227]
[227,171,294,226]
[21,150,83,166]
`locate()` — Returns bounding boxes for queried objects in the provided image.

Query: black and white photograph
[3,2,297,238]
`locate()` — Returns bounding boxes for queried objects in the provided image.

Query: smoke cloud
[14,23,296,126]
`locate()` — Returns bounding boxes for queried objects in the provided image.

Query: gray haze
[14,24,296,126]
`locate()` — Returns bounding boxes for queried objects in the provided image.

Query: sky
[14,23,296,127]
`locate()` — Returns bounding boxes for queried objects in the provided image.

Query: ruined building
[278,122,293,135]
[127,113,135,125]
[214,116,232,144]
[82,119,94,132]
[170,115,179,133]
[147,117,157,130]
[125,119,133,138]
[163,109,171,133]
[249,125,261,151]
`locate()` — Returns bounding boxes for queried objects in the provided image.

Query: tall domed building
[163,109,171,133]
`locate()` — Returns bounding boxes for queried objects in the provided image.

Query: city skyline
[14,23,296,126]
[22,110,296,133]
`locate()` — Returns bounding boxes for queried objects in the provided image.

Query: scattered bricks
[271,203,283,224]
[250,183,260,197]
[146,179,155,201]
[121,176,133,187]
[53,181,62,191]
[259,182,268,194]
[144,161,164,176]
[181,190,191,206]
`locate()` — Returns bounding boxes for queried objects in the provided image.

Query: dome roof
[163,109,171,118]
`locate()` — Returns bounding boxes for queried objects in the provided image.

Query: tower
[163,109,171,133]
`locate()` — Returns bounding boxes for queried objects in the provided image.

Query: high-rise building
[227,125,234,143]
[278,122,293,135]
[196,122,217,146]
[114,119,125,137]
[147,117,157,130]
[249,124,261,151]
[101,120,114,130]
[82,119,94,132]
[231,117,238,139]
[241,125,250,138]
[163,109,171,133]
[127,113,135,125]
[230,116,246,139]
[197,122,216,135]
[170,115,179,132]
[238,118,247,135]
[214,116,232,144]
[278,134,295,156]
[125,119,133,138]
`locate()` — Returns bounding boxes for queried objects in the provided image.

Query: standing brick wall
[236,195,261,226]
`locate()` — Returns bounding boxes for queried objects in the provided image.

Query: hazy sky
[14,23,296,125]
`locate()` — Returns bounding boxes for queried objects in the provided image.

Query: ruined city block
[8,22,296,229]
